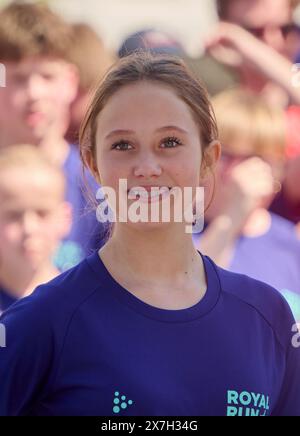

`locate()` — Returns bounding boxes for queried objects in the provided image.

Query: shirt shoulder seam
[208,258,287,353]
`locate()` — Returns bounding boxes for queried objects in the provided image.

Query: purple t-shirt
[194,213,300,321]
[0,251,299,416]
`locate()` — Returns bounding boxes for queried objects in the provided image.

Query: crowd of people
[0,0,299,416]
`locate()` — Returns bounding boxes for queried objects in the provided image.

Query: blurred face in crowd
[225,0,297,58]
[206,138,285,221]
[0,56,78,147]
[0,167,71,274]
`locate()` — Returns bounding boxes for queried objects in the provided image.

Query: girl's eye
[161,137,183,149]
[111,137,183,150]
[111,141,133,151]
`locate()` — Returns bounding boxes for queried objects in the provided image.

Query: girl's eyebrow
[105,129,135,139]
[156,125,188,135]
[105,125,188,140]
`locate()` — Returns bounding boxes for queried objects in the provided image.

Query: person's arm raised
[205,22,300,105]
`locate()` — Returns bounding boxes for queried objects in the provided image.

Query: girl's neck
[100,223,202,286]
[0,261,59,299]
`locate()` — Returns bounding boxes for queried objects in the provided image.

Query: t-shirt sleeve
[0,294,55,416]
[271,320,300,416]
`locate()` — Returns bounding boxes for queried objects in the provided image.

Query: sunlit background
[0,0,217,56]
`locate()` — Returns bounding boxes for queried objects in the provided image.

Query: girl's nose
[133,153,162,178]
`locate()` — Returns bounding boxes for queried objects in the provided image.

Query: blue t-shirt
[55,144,108,271]
[194,214,300,321]
[0,251,299,416]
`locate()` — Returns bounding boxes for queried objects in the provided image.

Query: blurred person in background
[0,3,77,151]
[0,3,107,267]
[187,0,300,102]
[201,0,300,229]
[0,145,71,314]
[66,23,115,144]
[204,0,300,106]
[194,88,300,321]
[215,0,300,59]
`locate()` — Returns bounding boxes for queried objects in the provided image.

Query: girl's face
[93,81,211,229]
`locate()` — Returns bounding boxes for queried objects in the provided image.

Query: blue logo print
[227,390,270,416]
[113,391,134,414]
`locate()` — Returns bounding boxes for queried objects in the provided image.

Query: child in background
[194,88,300,321]
[0,145,71,314]
[0,3,106,265]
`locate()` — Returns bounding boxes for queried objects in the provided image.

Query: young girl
[0,145,71,314]
[0,53,299,416]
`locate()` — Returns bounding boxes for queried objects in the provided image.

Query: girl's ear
[201,140,222,178]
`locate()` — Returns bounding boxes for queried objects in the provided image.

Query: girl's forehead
[109,80,176,95]
[96,82,197,131]
[102,81,188,112]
